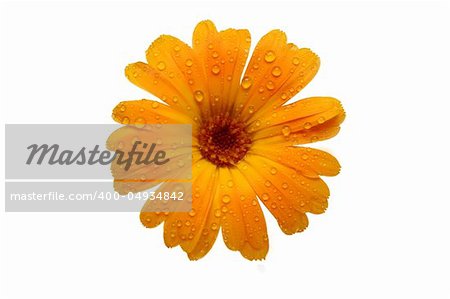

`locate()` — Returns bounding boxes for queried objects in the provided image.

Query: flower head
[111,20,345,260]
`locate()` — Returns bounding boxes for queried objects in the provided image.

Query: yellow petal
[250,146,341,178]
[238,153,331,234]
[161,160,220,258]
[234,30,320,121]
[210,168,269,260]
[193,20,251,115]
[125,34,212,119]
[250,97,345,146]
[112,99,192,125]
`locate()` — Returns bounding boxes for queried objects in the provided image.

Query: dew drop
[271,66,282,77]
[318,117,325,124]
[211,65,221,75]
[122,117,130,125]
[151,102,159,109]
[212,51,219,58]
[281,126,291,136]
[270,167,277,175]
[261,193,269,201]
[292,57,300,65]
[304,122,312,130]
[222,195,231,204]
[266,81,275,90]
[194,90,204,102]
[241,76,252,89]
[185,59,193,67]
[156,61,166,71]
[301,154,309,160]
[264,51,276,63]
[134,117,146,128]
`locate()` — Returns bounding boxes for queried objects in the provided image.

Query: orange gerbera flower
[111,20,345,260]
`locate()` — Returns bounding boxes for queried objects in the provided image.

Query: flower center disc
[198,116,252,167]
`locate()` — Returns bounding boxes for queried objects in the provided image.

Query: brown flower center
[198,115,252,167]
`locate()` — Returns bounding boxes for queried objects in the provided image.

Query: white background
[1,0,450,298]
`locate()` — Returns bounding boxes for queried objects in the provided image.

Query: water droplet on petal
[156,61,166,71]
[266,81,275,90]
[292,57,300,65]
[281,126,291,136]
[194,90,204,102]
[135,117,146,128]
[261,193,269,201]
[212,51,219,58]
[318,117,325,124]
[211,65,221,75]
[271,66,282,77]
[241,76,252,89]
[304,122,312,130]
[185,59,193,67]
[270,167,277,175]
[222,195,231,204]
[301,154,309,160]
[151,102,159,109]
[264,51,276,63]
[122,117,130,125]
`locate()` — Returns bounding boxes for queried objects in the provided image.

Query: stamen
[198,114,252,167]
